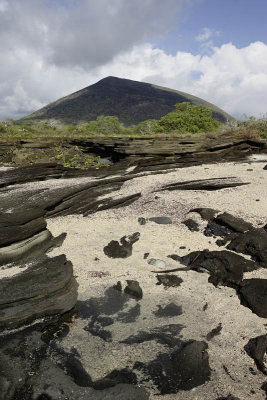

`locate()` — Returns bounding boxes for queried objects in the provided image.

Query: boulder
[239,279,267,318]
[227,228,267,265]
[245,334,267,375]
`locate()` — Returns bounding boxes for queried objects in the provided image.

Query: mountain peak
[22,77,234,125]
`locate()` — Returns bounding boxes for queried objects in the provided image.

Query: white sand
[46,159,267,399]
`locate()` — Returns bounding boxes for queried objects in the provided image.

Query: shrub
[155,102,221,134]
[82,115,122,135]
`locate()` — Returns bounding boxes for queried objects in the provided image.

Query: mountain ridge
[22,76,234,125]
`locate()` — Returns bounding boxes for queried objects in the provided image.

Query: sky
[0,0,267,121]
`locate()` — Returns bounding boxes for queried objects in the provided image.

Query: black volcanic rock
[148,216,172,224]
[157,177,249,192]
[226,227,267,265]
[190,207,218,221]
[103,232,140,258]
[124,280,143,300]
[214,212,253,233]
[182,218,199,232]
[239,279,267,318]
[245,334,267,375]
[204,220,232,237]
[170,249,259,286]
[156,274,183,288]
[21,76,233,125]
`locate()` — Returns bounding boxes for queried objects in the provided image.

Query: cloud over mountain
[0,0,267,120]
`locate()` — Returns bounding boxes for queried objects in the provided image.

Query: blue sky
[0,0,267,120]
[158,0,267,54]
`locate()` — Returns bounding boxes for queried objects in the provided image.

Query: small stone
[147,258,166,269]
[156,274,183,287]
[182,219,199,232]
[138,217,146,225]
[113,281,122,292]
[143,252,149,259]
[149,216,172,225]
[124,280,143,300]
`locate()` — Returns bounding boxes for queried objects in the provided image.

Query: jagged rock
[0,163,85,188]
[182,219,199,232]
[0,172,141,219]
[148,216,172,224]
[168,250,259,286]
[157,177,249,192]
[239,279,267,318]
[0,255,78,329]
[103,232,140,258]
[190,207,218,221]
[204,221,233,237]
[226,228,267,265]
[124,280,143,300]
[245,334,267,375]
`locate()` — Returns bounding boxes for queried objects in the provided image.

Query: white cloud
[195,27,213,42]
[0,1,267,121]
[0,1,8,13]
[2,41,267,120]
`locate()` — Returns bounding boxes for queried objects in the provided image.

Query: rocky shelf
[0,138,266,400]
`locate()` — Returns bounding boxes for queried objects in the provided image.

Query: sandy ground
[44,159,267,399]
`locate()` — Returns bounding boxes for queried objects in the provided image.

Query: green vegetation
[233,115,267,138]
[0,103,266,140]
[1,104,266,170]
[154,102,221,133]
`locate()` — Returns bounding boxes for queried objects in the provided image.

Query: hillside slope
[22,76,234,125]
